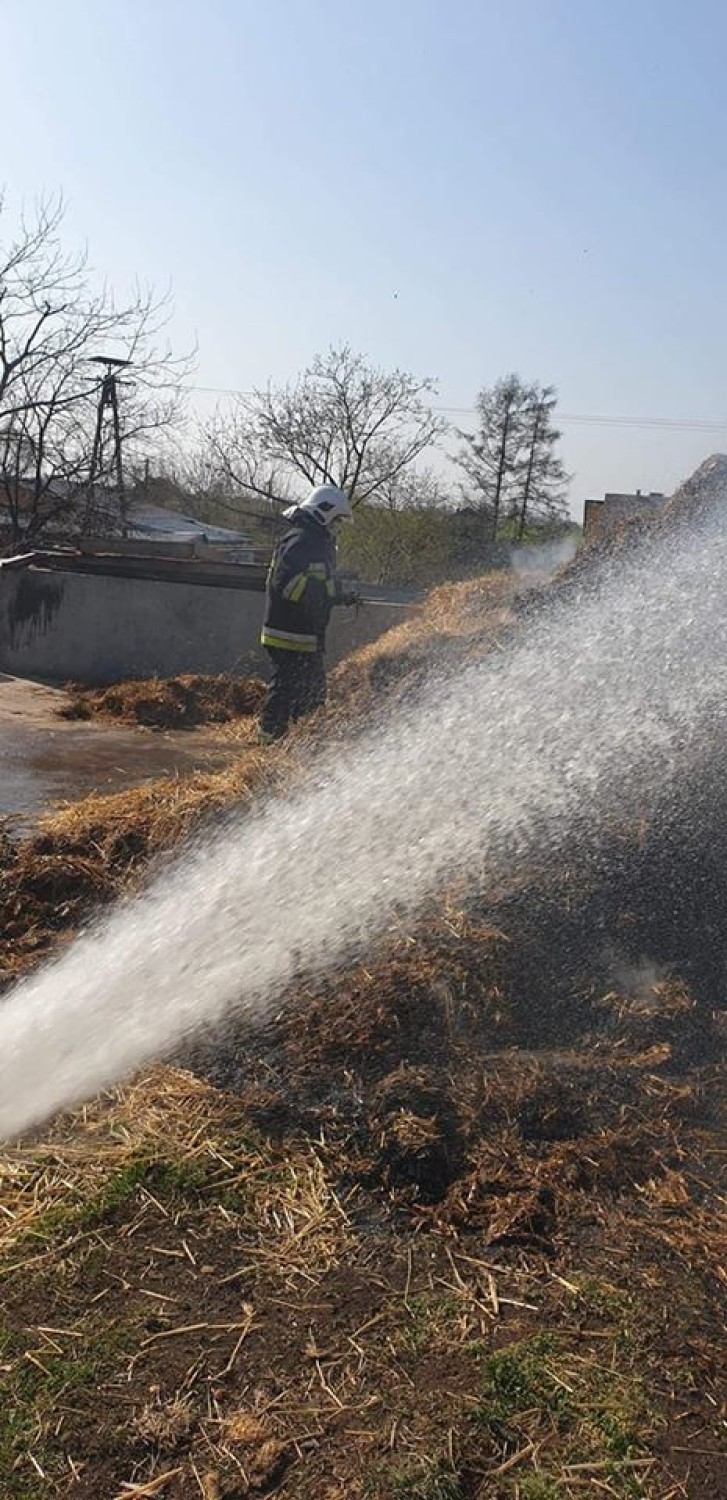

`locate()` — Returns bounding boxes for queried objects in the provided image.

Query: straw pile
[329,572,521,717]
[59,673,266,729]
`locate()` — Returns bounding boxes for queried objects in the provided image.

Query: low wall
[0,565,413,684]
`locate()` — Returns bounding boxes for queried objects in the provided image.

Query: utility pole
[87,356,132,537]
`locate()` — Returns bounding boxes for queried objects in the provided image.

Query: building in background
[0,472,266,564]
[583,489,666,541]
[125,499,258,562]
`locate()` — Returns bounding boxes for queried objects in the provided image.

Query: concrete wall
[0,564,412,684]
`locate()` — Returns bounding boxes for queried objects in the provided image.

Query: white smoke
[509,534,579,579]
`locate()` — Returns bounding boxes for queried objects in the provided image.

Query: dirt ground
[0,675,245,834]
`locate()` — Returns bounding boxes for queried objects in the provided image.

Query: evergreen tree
[514,384,569,539]
[455,375,533,539]
[456,375,569,541]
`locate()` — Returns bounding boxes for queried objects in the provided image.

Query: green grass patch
[569,1276,632,1319]
[78,1153,237,1228]
[475,1334,572,1444]
[1,1148,256,1266]
[391,1292,467,1356]
[518,1480,567,1500]
[365,1457,464,1499]
[0,1318,116,1497]
[472,1333,654,1497]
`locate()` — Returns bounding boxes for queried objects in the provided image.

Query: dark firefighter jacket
[261,512,340,653]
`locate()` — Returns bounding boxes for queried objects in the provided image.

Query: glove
[341,589,361,607]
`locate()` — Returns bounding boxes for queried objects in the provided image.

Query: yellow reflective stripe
[282,572,307,602]
[326,578,337,598]
[308,562,327,577]
[261,625,317,644]
[260,627,318,653]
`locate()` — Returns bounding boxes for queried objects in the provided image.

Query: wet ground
[0,675,235,833]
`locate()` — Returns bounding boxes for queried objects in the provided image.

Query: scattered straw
[59,673,265,730]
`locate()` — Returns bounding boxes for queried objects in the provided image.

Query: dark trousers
[260,648,327,739]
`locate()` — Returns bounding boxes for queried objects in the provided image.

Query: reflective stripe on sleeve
[282,572,308,602]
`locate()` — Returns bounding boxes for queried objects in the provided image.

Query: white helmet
[286,484,352,529]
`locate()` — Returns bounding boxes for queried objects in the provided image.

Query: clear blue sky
[4,0,727,513]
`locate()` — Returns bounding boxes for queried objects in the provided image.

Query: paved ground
[0,675,234,833]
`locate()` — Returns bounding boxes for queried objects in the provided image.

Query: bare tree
[372,465,451,512]
[206,344,446,512]
[0,196,192,543]
[183,435,296,545]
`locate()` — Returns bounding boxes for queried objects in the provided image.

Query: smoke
[509,534,579,579]
[607,957,670,1004]
[1,507,726,1140]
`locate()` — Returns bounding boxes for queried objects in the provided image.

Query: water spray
[1,513,726,1141]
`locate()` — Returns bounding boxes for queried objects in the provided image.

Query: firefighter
[258,484,358,742]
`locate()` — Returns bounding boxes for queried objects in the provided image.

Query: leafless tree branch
[203,344,446,516]
[0,197,194,542]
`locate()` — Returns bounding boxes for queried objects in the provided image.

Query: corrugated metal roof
[127,502,253,545]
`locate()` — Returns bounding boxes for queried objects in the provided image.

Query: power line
[428,406,727,431]
[186,383,727,434]
[553,414,726,433]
